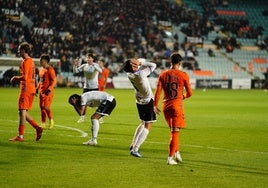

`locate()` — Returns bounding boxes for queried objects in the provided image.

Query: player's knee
[170,127,180,132]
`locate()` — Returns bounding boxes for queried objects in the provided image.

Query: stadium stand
[0,0,267,88]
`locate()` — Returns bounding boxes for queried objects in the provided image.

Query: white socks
[91,119,99,141]
[133,128,149,152]
[131,122,144,147]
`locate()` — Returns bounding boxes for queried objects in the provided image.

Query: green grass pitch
[0,88,267,188]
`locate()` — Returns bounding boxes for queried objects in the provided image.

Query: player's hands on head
[69,97,76,106]
[130,59,140,71]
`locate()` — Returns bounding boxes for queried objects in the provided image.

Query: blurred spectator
[208,48,215,57]
[0,67,18,86]
[263,68,268,90]
[1,0,267,79]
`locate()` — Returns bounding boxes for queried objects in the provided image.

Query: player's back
[20,58,35,93]
[127,71,153,104]
[82,91,113,107]
[159,69,189,104]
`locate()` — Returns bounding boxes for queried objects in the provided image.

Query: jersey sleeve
[140,61,156,77]
[81,94,87,106]
[183,73,192,99]
[74,64,85,73]
[48,67,57,91]
[93,63,102,73]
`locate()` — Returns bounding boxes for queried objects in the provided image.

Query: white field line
[55,124,88,137]
[0,119,88,138]
[1,119,267,155]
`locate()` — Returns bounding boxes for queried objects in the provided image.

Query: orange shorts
[39,94,54,108]
[18,92,35,110]
[163,107,185,129]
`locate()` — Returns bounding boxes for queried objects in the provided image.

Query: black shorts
[136,98,156,123]
[96,99,116,116]
[83,88,99,93]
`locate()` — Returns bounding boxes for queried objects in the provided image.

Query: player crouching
[68,91,116,146]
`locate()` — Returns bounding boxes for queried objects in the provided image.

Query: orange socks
[169,131,179,157]
[28,119,38,129]
[18,124,25,136]
[41,109,46,123]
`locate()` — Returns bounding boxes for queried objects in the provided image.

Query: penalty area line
[1,119,267,155]
[0,118,88,138]
[55,124,88,138]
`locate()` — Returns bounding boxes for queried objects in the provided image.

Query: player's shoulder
[173,69,188,76]
[159,69,172,77]
[79,63,86,68]
[46,65,52,70]
[180,70,190,76]
[23,57,34,64]
[160,69,169,74]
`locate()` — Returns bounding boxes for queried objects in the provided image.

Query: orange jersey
[155,69,192,107]
[38,66,57,94]
[18,57,36,110]
[154,69,192,111]
[98,68,109,91]
[154,69,192,128]
[19,57,36,94]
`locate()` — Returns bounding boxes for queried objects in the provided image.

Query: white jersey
[81,91,114,108]
[74,63,102,89]
[127,59,156,105]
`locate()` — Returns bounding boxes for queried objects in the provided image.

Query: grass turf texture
[0,88,267,188]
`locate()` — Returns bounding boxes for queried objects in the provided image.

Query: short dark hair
[40,54,50,63]
[68,94,82,115]
[19,42,31,54]
[121,59,133,73]
[68,94,81,106]
[86,53,94,59]
[170,52,182,64]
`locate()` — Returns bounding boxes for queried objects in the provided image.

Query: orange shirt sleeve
[47,66,57,91]
[98,68,109,86]
[38,66,57,93]
[182,73,192,99]
[154,74,163,107]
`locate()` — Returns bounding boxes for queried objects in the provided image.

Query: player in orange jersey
[98,59,109,91]
[154,52,192,165]
[36,54,57,129]
[9,42,43,142]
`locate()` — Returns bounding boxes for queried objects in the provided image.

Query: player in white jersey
[122,58,157,158]
[73,53,102,123]
[69,91,116,146]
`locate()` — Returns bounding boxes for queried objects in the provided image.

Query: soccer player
[73,53,102,123]
[122,58,156,158]
[9,42,43,142]
[98,59,109,91]
[68,91,116,146]
[36,54,57,129]
[154,52,192,165]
